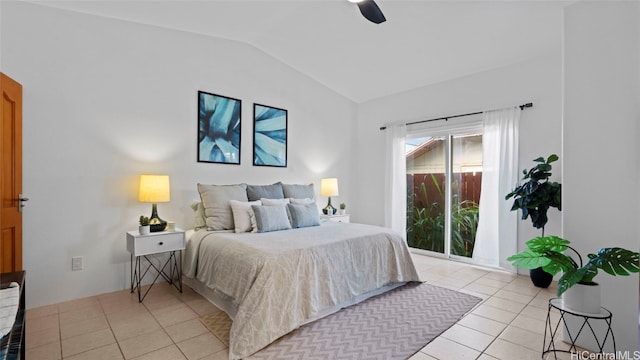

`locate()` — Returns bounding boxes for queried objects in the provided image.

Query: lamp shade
[139,175,170,203]
[320,178,339,197]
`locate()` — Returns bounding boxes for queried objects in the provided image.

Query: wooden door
[1,73,23,272]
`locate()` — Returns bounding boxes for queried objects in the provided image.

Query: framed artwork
[198,91,241,164]
[253,103,288,167]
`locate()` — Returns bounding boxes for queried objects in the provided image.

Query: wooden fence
[407,172,482,209]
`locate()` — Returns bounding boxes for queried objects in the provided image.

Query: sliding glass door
[406,127,482,262]
[406,136,447,253]
[450,134,482,258]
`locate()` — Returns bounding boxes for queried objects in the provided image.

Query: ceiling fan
[348,0,386,24]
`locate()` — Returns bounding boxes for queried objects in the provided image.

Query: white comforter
[184,221,419,359]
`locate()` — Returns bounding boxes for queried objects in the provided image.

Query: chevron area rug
[201,282,481,359]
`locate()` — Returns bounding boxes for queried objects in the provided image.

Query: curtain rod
[379,102,533,131]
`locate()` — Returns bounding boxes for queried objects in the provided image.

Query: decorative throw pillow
[229,200,261,233]
[260,198,290,206]
[246,182,284,201]
[290,198,314,205]
[282,183,315,200]
[287,203,321,228]
[190,201,207,230]
[251,205,292,233]
[197,183,248,231]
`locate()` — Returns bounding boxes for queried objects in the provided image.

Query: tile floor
[26,254,580,360]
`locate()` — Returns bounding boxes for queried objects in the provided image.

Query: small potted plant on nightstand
[139,215,150,235]
[339,203,347,215]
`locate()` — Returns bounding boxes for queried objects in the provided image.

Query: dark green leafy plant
[507,236,639,296]
[505,154,561,233]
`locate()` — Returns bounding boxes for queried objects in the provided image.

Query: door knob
[18,194,29,212]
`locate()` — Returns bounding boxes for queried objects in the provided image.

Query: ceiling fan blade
[357,0,386,24]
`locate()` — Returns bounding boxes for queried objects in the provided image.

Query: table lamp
[139,174,170,232]
[320,178,339,215]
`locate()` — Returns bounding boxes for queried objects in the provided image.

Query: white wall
[354,53,563,258]
[1,1,357,308]
[563,1,639,352]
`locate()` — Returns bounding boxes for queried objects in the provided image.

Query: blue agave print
[254,104,287,167]
[198,91,241,164]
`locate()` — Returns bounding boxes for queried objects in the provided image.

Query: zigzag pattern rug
[201,282,481,360]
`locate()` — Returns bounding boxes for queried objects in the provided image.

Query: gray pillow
[246,182,284,201]
[287,203,320,228]
[282,183,315,199]
[251,205,292,233]
[197,183,248,230]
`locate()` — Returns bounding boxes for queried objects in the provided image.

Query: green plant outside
[406,175,479,257]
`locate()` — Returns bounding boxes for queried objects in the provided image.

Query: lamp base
[149,203,167,232]
[323,196,337,215]
[322,205,337,215]
[150,220,167,232]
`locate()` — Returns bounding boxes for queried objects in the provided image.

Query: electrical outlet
[72,256,83,271]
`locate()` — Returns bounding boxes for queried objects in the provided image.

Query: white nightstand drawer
[127,231,185,256]
[320,214,350,223]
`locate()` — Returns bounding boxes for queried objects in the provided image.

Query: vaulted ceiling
[31,0,567,103]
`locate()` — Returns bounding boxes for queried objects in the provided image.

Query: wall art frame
[197,90,242,165]
[253,103,288,168]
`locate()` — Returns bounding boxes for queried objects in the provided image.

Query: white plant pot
[139,225,150,235]
[338,209,346,215]
[562,282,601,314]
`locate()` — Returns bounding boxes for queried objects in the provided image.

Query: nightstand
[320,214,350,223]
[126,229,185,302]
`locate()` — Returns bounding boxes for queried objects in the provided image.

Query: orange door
[1,73,23,272]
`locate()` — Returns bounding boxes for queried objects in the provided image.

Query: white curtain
[473,107,520,270]
[384,124,407,237]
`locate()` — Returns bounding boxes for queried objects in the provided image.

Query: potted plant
[505,154,561,287]
[139,215,150,235]
[507,235,639,313]
[339,203,347,215]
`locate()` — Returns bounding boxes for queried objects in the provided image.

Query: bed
[183,182,420,359]
[183,221,419,359]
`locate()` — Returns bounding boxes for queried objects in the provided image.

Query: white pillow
[229,200,262,233]
[190,201,208,230]
[261,198,290,206]
[290,198,314,205]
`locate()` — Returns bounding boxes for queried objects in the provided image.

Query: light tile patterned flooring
[26,254,576,360]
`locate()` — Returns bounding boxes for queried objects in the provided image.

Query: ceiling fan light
[348,0,365,3]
